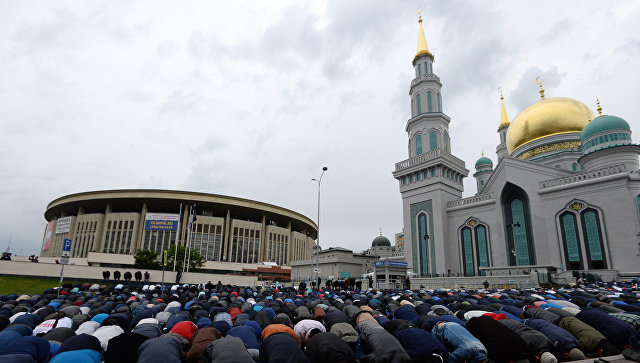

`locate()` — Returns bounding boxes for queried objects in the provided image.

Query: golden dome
[506,97,594,153]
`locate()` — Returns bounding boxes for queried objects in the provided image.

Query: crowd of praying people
[0,278,640,362]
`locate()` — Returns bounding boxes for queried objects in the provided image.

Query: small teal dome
[581,115,630,141]
[372,236,391,247]
[475,156,493,169]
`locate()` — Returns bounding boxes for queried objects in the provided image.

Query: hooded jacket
[465,316,528,363]
[0,336,50,363]
[499,319,554,359]
[137,336,183,363]
[305,332,354,363]
[104,332,148,363]
[293,319,326,344]
[202,335,254,363]
[394,328,448,363]
[56,334,102,354]
[50,349,101,363]
[558,316,607,354]
[260,332,309,363]
[92,325,124,351]
[357,320,412,363]
[186,327,222,363]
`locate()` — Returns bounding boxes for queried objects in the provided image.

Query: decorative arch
[415,133,423,155]
[416,93,422,115]
[556,200,609,270]
[437,92,442,112]
[429,129,438,150]
[416,211,430,276]
[501,183,536,266]
[443,132,450,152]
[460,227,474,276]
[427,91,433,112]
[458,218,491,276]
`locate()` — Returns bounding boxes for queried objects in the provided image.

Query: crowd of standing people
[0,278,640,362]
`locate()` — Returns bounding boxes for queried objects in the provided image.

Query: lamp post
[312,167,327,287]
[506,222,521,266]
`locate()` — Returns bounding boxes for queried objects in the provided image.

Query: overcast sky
[1,1,639,256]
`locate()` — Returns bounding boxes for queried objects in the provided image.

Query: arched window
[429,131,438,150]
[418,63,422,76]
[427,91,433,112]
[461,227,475,276]
[637,195,640,218]
[437,93,441,112]
[416,93,422,115]
[425,62,429,74]
[502,183,535,266]
[415,134,423,155]
[417,213,429,276]
[475,225,489,276]
[580,209,607,269]
[559,211,583,270]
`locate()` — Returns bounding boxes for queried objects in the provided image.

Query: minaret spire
[415,8,433,61]
[596,97,603,115]
[498,87,510,129]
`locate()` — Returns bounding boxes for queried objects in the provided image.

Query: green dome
[475,156,493,169]
[581,115,630,141]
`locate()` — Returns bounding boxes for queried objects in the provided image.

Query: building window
[475,225,489,276]
[581,209,607,269]
[402,177,407,185]
[427,91,433,112]
[416,173,420,181]
[409,175,413,183]
[461,227,474,276]
[418,63,422,75]
[424,62,429,74]
[559,212,582,270]
[416,93,422,115]
[430,169,436,177]
[429,131,438,150]
[436,93,441,112]
[416,134,423,155]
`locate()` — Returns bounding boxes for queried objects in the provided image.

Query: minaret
[474,152,493,194]
[496,88,510,160]
[393,11,469,278]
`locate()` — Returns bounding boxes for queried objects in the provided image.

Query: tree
[133,250,162,270]
[166,244,205,272]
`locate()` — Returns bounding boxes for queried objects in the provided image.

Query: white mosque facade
[393,16,640,281]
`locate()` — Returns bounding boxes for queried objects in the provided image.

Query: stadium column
[258,215,266,262]
[135,203,147,253]
[97,203,112,254]
[287,222,292,265]
[223,209,232,262]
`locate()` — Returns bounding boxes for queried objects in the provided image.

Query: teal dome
[581,115,630,141]
[475,156,493,169]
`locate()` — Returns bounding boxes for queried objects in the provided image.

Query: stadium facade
[40,190,317,272]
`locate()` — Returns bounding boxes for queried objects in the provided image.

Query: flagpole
[173,203,182,272]
[182,205,191,272]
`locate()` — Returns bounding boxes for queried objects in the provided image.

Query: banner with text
[55,216,73,234]
[144,213,180,231]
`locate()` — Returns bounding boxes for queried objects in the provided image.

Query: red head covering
[170,321,198,341]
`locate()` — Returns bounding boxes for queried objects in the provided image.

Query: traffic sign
[61,239,72,258]
[60,256,69,265]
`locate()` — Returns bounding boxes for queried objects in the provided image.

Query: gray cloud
[509,66,566,112]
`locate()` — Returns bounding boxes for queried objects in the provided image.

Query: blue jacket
[50,349,101,363]
[525,318,577,354]
[576,309,638,348]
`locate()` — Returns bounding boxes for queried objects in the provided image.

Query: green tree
[133,250,162,270]
[166,244,205,272]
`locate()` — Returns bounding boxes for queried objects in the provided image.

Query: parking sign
[62,239,71,258]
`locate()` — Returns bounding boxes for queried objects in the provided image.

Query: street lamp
[312,166,327,287]
[506,222,521,266]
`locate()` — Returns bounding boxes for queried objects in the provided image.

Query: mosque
[392,15,640,282]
